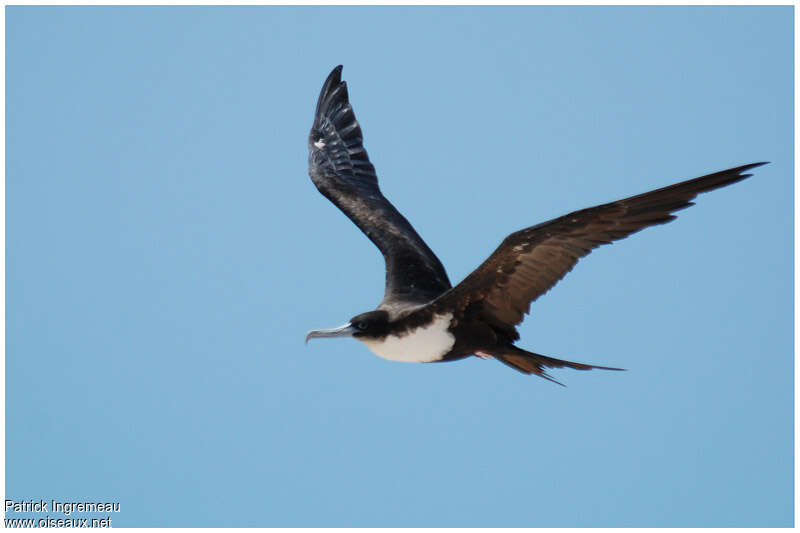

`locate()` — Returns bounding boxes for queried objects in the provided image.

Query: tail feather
[492,346,624,385]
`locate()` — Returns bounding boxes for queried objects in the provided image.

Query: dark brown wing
[429,162,767,335]
[308,66,451,307]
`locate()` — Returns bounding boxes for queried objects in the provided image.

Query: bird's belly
[360,313,455,363]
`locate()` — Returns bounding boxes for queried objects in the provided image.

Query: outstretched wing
[308,66,451,307]
[428,162,767,336]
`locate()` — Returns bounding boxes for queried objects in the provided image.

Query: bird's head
[305,310,390,343]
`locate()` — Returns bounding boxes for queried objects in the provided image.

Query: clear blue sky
[6,6,792,527]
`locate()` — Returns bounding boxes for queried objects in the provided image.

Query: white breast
[360,313,455,363]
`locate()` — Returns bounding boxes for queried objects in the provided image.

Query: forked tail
[493,345,625,386]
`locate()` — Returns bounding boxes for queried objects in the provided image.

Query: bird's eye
[356,321,368,331]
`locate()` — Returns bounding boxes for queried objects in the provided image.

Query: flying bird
[305,65,766,384]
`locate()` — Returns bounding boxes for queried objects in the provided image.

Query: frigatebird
[305,65,765,384]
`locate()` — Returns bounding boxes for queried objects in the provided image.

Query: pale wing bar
[431,162,767,330]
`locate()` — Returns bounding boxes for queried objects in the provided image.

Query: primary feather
[308,65,451,308]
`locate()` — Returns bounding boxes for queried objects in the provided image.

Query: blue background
[7,6,793,527]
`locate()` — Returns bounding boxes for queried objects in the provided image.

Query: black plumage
[306,65,766,384]
[308,65,451,308]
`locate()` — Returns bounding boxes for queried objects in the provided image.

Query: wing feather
[429,162,767,332]
[308,66,451,307]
